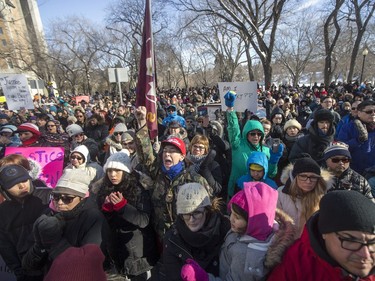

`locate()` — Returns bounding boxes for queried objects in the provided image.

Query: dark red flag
[136,0,158,139]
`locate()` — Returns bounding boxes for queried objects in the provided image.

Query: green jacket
[135,126,210,241]
[227,111,277,197]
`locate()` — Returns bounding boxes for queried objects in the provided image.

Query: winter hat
[113,116,126,124]
[70,145,89,164]
[0,113,9,120]
[67,115,77,124]
[323,141,351,160]
[0,124,17,134]
[228,182,278,241]
[318,190,375,234]
[53,169,90,197]
[169,120,181,128]
[161,136,186,155]
[16,123,41,136]
[283,119,302,132]
[44,244,107,281]
[292,157,321,177]
[177,183,211,214]
[121,131,135,143]
[313,109,334,123]
[103,152,132,173]
[66,124,84,137]
[0,164,32,190]
[249,164,264,171]
[113,123,128,133]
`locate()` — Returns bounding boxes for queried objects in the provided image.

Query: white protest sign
[0,74,34,110]
[218,81,258,113]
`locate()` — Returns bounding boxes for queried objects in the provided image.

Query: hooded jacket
[236,151,278,190]
[267,213,375,281]
[277,163,333,239]
[162,106,186,128]
[227,111,277,197]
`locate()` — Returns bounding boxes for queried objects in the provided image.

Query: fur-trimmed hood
[264,208,295,270]
[280,163,333,188]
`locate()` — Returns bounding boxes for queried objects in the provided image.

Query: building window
[2,39,6,46]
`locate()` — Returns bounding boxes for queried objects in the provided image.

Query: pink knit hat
[16,122,41,137]
[228,182,278,241]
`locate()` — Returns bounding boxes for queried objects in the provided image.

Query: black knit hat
[318,190,375,234]
[292,157,321,178]
[314,109,334,123]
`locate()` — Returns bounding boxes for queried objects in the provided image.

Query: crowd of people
[0,81,374,281]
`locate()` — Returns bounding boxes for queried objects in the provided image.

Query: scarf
[21,134,40,147]
[188,153,206,173]
[162,161,184,180]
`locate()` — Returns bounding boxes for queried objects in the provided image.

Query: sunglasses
[71,155,83,161]
[74,133,84,138]
[76,115,84,118]
[351,107,357,110]
[47,124,56,127]
[361,110,375,114]
[249,132,262,137]
[122,141,134,147]
[330,158,350,163]
[114,132,123,136]
[51,194,77,204]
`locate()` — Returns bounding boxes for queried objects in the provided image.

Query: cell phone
[272,138,280,153]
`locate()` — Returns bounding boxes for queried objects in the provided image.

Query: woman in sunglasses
[160,183,230,281]
[64,145,104,185]
[22,169,109,278]
[278,157,332,239]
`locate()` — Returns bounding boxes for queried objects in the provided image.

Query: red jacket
[267,215,375,281]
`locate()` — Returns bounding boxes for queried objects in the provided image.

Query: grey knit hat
[54,169,90,197]
[103,152,132,173]
[176,183,211,214]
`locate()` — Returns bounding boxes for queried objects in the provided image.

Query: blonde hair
[289,176,327,233]
[189,134,209,154]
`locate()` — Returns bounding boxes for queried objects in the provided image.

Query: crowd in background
[0,80,375,281]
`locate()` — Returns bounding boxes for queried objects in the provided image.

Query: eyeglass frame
[335,232,375,252]
[297,174,321,182]
[330,157,350,164]
[51,193,77,204]
[180,209,206,221]
[70,155,83,161]
[192,144,205,150]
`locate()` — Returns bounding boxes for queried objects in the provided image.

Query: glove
[269,143,284,164]
[113,197,128,211]
[34,214,64,250]
[224,91,237,107]
[354,119,368,142]
[181,259,209,281]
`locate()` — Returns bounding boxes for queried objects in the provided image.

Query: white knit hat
[177,183,211,214]
[66,124,84,137]
[283,119,302,132]
[70,145,90,164]
[103,152,132,173]
[113,123,127,133]
[54,169,90,197]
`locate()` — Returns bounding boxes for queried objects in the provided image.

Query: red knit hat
[16,123,41,137]
[44,244,107,281]
[161,136,186,155]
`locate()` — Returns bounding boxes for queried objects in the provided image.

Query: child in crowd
[236,151,278,192]
[180,182,294,281]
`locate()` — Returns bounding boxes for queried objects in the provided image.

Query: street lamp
[360,48,369,84]
[167,68,171,88]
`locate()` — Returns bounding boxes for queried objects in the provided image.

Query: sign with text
[0,74,34,110]
[218,81,258,113]
[5,147,64,188]
[75,95,90,104]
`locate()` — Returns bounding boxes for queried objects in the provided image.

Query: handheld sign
[218,81,258,113]
[0,74,34,110]
[5,147,64,188]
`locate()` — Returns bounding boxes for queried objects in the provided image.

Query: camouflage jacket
[135,125,211,241]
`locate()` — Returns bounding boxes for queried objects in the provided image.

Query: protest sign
[5,147,64,188]
[218,81,258,113]
[75,95,90,104]
[0,74,34,110]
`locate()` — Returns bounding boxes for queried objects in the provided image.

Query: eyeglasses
[330,158,350,163]
[351,107,357,110]
[47,124,56,127]
[70,155,83,161]
[122,141,134,147]
[181,210,205,220]
[361,109,375,115]
[74,133,84,138]
[297,174,321,182]
[336,232,375,252]
[75,115,84,118]
[193,144,205,150]
[114,132,123,136]
[249,132,262,137]
[51,194,77,204]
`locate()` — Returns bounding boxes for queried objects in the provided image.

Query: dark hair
[357,99,375,111]
[231,203,248,222]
